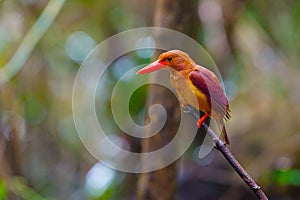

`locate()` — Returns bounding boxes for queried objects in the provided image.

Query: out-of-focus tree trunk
[137,0,199,200]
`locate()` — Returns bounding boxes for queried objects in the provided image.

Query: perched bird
[136,50,231,145]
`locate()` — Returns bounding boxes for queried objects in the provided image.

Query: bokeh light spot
[65,31,96,63]
[85,162,116,197]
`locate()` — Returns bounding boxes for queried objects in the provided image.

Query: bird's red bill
[136,60,168,74]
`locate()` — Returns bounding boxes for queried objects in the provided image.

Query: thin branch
[186,105,269,200]
[0,0,66,86]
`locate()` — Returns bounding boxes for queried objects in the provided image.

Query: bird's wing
[189,67,230,119]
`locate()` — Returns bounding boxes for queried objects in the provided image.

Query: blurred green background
[1,0,300,199]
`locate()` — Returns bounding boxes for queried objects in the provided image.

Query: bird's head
[136,50,196,74]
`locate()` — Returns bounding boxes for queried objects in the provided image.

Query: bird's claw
[181,102,186,107]
[182,103,192,113]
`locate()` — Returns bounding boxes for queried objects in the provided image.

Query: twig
[0,0,66,86]
[185,105,268,200]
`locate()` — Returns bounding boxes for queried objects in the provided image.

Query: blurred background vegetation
[0,0,300,199]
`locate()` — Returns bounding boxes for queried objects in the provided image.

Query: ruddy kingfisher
[136,50,231,145]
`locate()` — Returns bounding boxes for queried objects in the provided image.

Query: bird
[136,50,231,145]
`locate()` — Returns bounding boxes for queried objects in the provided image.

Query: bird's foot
[197,113,209,128]
[181,103,193,114]
[181,102,192,113]
[181,102,186,107]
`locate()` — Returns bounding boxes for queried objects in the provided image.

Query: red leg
[197,113,209,128]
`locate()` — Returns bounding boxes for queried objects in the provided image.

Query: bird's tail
[217,119,230,145]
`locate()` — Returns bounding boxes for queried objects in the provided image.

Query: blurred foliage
[0,180,7,200]
[10,177,47,200]
[0,0,300,199]
[273,169,300,187]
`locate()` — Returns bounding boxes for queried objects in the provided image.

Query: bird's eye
[167,57,172,61]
